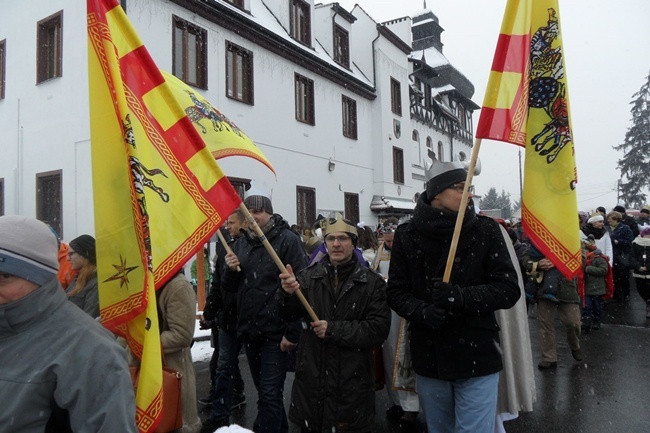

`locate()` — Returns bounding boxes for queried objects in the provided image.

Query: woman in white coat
[580,214,614,265]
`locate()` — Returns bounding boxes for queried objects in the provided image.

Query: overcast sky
[336,0,650,212]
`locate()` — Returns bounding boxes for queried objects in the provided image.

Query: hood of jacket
[0,278,64,338]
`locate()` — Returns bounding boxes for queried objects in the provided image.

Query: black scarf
[581,223,606,240]
[412,193,478,242]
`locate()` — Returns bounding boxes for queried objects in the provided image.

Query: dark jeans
[244,336,289,433]
[635,278,650,303]
[208,329,245,421]
[583,295,603,321]
[613,266,630,300]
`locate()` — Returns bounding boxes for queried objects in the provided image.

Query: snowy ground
[191,319,214,363]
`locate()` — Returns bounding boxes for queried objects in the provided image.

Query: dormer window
[334,25,349,68]
[291,0,311,46]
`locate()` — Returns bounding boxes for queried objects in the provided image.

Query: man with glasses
[386,160,520,433]
[278,213,390,433]
[0,215,137,432]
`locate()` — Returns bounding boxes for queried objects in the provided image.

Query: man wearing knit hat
[277,213,390,433]
[385,159,520,433]
[0,215,137,432]
[207,192,307,433]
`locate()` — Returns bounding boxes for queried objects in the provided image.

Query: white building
[0,0,476,240]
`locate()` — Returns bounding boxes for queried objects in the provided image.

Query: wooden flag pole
[238,202,319,322]
[216,229,241,272]
[442,138,483,283]
[197,246,206,311]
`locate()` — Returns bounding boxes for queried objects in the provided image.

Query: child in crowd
[581,236,613,331]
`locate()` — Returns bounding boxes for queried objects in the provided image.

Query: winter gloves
[420,304,446,330]
[431,281,465,311]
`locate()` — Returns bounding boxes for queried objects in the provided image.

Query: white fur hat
[587,214,604,224]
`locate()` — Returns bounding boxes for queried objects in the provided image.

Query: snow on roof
[411,9,434,20]
[213,0,373,88]
[412,17,434,27]
[410,47,449,69]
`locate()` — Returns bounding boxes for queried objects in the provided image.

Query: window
[0,178,4,216]
[226,42,253,104]
[426,136,433,150]
[393,147,404,184]
[172,16,207,88]
[227,177,250,200]
[295,73,314,125]
[342,95,357,139]
[37,11,63,84]
[296,186,316,230]
[390,77,402,116]
[458,104,467,129]
[412,130,419,142]
[438,141,445,162]
[344,193,359,225]
[0,40,5,99]
[291,0,311,46]
[36,170,62,238]
[226,0,244,8]
[333,25,349,68]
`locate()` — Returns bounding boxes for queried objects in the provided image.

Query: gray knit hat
[0,215,59,285]
[244,195,273,214]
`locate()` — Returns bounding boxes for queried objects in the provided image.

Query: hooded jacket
[222,214,308,341]
[386,195,520,380]
[0,278,137,433]
[276,254,390,433]
[632,237,650,279]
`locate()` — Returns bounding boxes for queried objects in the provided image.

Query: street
[194,281,650,433]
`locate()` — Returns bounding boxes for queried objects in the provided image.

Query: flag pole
[216,229,241,272]
[442,138,483,283]
[238,203,319,322]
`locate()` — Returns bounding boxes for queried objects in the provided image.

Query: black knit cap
[613,205,626,214]
[425,168,467,201]
[243,195,273,214]
[69,234,96,264]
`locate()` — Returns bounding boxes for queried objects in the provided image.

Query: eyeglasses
[448,183,475,194]
[68,251,78,258]
[324,235,352,244]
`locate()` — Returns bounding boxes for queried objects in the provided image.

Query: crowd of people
[2,176,650,433]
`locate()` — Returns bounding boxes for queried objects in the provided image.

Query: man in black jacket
[201,210,248,432]
[386,160,520,433]
[220,194,307,433]
[278,213,390,433]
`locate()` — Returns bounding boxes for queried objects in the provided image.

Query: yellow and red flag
[476,0,581,279]
[163,71,275,175]
[87,0,241,431]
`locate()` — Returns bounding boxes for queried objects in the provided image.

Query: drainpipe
[15,98,23,214]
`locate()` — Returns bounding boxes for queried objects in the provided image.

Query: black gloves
[431,281,465,311]
[420,304,446,330]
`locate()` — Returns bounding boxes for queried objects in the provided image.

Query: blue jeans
[209,329,244,420]
[583,295,603,321]
[417,372,499,433]
[244,337,288,433]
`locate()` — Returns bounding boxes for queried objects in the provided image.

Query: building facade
[0,0,476,240]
